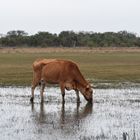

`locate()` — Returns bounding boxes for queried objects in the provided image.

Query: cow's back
[33,58,56,72]
[41,60,79,83]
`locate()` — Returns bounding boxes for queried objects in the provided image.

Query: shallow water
[0,86,140,140]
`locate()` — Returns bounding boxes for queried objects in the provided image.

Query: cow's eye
[86,87,89,91]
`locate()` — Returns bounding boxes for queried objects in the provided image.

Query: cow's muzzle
[88,98,93,103]
[84,96,93,103]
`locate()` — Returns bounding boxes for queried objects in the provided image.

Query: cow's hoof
[77,98,81,103]
[30,97,34,103]
[77,100,81,103]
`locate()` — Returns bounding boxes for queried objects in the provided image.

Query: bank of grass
[0,47,140,87]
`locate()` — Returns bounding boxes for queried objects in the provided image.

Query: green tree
[59,31,77,47]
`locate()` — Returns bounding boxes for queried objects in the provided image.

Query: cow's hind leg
[30,85,36,102]
[30,74,41,102]
[60,83,65,103]
[40,80,45,102]
[75,90,80,103]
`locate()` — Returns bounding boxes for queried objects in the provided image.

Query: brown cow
[30,59,93,103]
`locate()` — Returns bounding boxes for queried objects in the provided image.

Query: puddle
[0,86,140,140]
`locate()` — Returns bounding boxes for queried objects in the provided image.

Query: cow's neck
[80,77,88,87]
[76,79,88,94]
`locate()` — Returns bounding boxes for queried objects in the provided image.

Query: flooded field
[0,86,140,140]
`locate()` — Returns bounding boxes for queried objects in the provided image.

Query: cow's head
[83,85,93,103]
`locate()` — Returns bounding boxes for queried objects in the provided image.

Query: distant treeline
[0,30,140,47]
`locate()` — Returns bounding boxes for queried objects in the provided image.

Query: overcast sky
[0,0,140,35]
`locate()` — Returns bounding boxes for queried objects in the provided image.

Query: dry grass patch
[0,47,140,86]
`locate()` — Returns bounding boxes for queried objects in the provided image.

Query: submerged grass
[0,48,140,86]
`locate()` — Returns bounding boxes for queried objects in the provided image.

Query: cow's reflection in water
[31,102,47,124]
[31,101,93,130]
[60,102,92,128]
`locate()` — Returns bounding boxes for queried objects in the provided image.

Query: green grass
[0,51,140,86]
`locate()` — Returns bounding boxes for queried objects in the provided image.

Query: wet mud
[0,87,140,140]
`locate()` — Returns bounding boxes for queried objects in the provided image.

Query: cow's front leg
[75,90,80,103]
[60,83,65,103]
[40,80,45,102]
